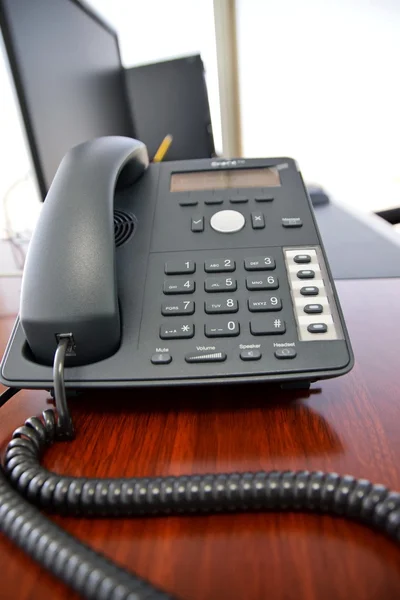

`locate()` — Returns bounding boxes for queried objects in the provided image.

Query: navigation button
[240,349,262,361]
[307,323,328,333]
[251,212,265,229]
[151,353,172,365]
[191,216,204,232]
[274,348,296,359]
[210,210,245,233]
[185,351,227,363]
[300,286,319,296]
[304,303,323,314]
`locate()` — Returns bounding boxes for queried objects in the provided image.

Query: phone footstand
[280,380,311,391]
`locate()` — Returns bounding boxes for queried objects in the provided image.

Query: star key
[160,323,194,339]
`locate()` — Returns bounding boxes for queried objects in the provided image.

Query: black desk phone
[0,136,353,390]
[7,139,399,600]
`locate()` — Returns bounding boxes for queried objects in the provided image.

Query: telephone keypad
[160,323,194,339]
[248,295,282,312]
[205,277,237,292]
[164,279,195,294]
[244,256,275,271]
[205,298,238,314]
[204,259,236,273]
[165,260,195,275]
[161,300,195,316]
[246,276,278,290]
[205,320,240,338]
[250,317,286,335]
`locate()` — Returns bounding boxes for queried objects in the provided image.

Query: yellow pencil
[153,134,173,162]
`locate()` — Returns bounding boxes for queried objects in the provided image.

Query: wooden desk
[1,278,400,600]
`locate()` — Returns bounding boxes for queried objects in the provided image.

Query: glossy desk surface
[1,278,400,600]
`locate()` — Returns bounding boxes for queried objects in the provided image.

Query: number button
[161,300,195,316]
[250,317,286,335]
[244,256,275,271]
[248,295,282,312]
[204,258,236,273]
[165,260,195,275]
[205,320,240,337]
[163,279,195,294]
[246,276,278,290]
[160,323,194,339]
[205,277,237,292]
[205,298,238,314]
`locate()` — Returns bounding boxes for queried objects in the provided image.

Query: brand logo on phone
[210,159,246,168]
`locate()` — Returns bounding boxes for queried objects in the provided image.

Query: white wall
[87,0,222,153]
[236,0,400,211]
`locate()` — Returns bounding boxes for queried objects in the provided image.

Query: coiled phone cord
[1,342,400,599]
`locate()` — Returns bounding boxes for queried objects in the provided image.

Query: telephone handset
[2,138,398,600]
[20,136,149,366]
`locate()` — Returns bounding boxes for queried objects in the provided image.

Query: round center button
[210,210,245,233]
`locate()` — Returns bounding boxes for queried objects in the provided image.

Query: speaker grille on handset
[113,210,135,247]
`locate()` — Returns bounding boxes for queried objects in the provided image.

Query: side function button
[250,317,286,335]
[205,276,237,292]
[205,298,238,314]
[251,212,265,229]
[160,323,194,339]
[240,349,262,361]
[205,197,223,205]
[294,254,311,264]
[304,303,323,314]
[191,216,204,232]
[230,196,248,204]
[205,320,240,337]
[246,275,278,290]
[185,351,226,363]
[179,198,198,206]
[297,270,315,279]
[164,279,195,294]
[244,256,275,271]
[255,195,273,202]
[210,210,245,233]
[204,258,235,273]
[307,323,328,333]
[161,300,195,316]
[300,286,319,296]
[274,348,296,359]
[248,295,281,312]
[282,217,302,228]
[165,260,195,275]
[151,353,172,365]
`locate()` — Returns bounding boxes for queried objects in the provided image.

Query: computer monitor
[0,0,134,199]
[125,55,215,161]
